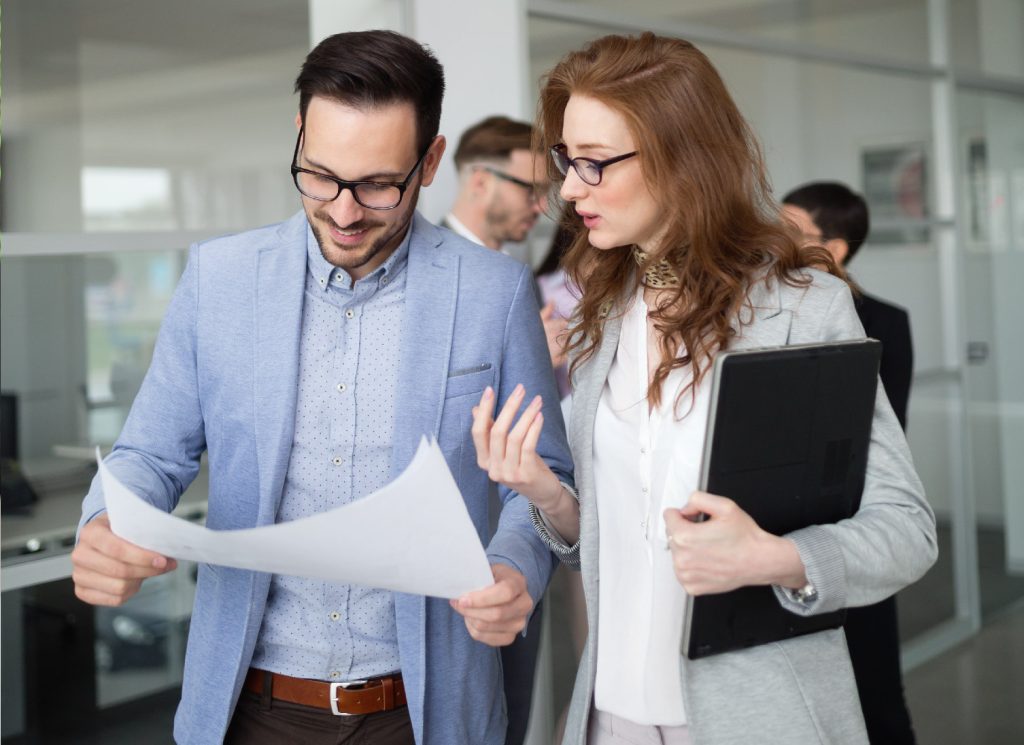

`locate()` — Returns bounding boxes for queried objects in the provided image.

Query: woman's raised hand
[471,384,564,511]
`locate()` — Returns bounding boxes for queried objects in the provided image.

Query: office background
[2,1,1022,742]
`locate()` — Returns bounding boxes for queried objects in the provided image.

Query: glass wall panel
[0,249,210,742]
[951,0,1024,80]
[1,250,186,465]
[1,0,310,234]
[1,2,309,741]
[956,88,1024,620]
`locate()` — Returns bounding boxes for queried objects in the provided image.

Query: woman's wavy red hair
[535,33,842,409]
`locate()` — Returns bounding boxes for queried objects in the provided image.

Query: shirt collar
[444,213,512,256]
[445,213,488,248]
[305,219,413,293]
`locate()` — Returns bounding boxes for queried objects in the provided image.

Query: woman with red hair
[468,33,936,745]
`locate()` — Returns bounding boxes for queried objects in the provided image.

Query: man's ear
[294,112,302,131]
[825,237,850,266]
[469,165,493,197]
[419,135,447,187]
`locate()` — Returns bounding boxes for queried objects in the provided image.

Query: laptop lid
[682,339,881,659]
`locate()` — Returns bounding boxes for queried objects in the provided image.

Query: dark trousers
[224,690,414,745]
[502,599,544,745]
[844,595,917,744]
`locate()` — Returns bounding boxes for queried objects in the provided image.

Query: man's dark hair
[295,30,445,153]
[782,181,870,263]
[453,116,534,170]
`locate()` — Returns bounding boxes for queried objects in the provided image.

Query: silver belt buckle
[329,679,368,716]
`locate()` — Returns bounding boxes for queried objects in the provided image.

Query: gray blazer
[533,269,938,745]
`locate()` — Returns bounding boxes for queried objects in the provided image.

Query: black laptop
[681,339,882,660]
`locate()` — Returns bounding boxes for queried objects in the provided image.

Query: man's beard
[310,188,419,271]
[485,202,531,245]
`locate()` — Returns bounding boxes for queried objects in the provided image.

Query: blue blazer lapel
[253,215,307,525]
[391,213,458,475]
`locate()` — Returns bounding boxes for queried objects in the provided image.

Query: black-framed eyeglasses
[290,127,430,210]
[550,144,638,186]
[478,166,547,203]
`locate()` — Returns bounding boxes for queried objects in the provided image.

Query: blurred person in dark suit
[784,180,916,744]
[783,182,912,428]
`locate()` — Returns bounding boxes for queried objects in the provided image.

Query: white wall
[411,0,532,224]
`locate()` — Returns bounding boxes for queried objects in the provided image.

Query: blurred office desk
[1,455,209,743]
[1,455,209,590]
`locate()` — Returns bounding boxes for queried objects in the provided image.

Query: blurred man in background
[784,180,916,744]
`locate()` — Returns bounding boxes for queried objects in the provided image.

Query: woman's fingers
[471,388,497,468]
[492,384,525,432]
[521,410,544,459]
[489,384,526,461]
[474,385,550,491]
[503,395,543,472]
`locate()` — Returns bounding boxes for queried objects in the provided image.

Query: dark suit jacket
[849,291,917,743]
[855,292,913,430]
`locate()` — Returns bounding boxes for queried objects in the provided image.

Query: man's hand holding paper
[72,514,178,606]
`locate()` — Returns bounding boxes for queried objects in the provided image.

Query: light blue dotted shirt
[250,225,410,682]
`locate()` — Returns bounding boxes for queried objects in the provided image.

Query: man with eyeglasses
[71,30,572,745]
[445,115,568,399]
[444,116,549,254]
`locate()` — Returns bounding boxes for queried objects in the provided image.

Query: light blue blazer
[79,211,573,745]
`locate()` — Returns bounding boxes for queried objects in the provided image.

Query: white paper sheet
[99,438,494,599]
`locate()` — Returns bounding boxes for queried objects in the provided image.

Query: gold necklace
[633,247,680,289]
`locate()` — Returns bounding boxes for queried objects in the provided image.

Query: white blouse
[592,289,711,726]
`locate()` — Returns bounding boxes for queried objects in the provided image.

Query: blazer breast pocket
[445,363,493,400]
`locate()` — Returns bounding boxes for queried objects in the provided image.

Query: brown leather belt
[243,668,406,716]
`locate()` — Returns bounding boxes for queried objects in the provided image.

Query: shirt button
[640,447,647,454]
[641,486,649,493]
[329,671,340,679]
[332,456,343,466]
[318,277,326,285]
[334,275,344,283]
[337,383,347,393]
[329,611,341,621]
[381,277,389,285]
[345,309,355,319]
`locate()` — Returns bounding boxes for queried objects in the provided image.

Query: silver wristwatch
[787,582,818,604]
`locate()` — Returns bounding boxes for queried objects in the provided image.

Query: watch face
[788,583,816,603]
